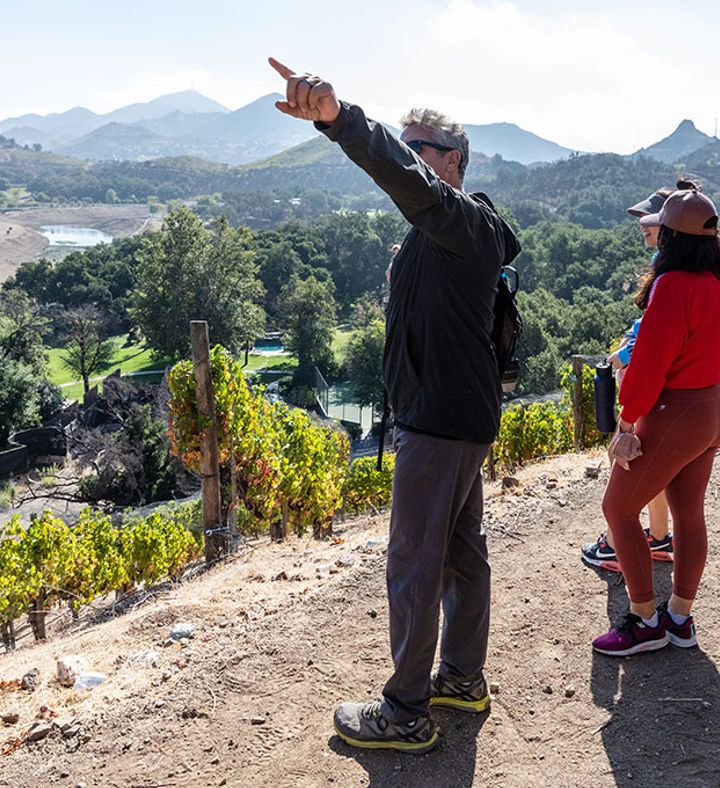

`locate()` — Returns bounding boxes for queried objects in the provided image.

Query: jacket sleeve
[316,103,512,261]
[616,318,642,366]
[618,277,686,423]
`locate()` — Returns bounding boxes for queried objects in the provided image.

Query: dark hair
[635,226,720,309]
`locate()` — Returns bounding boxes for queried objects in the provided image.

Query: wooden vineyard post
[486,446,497,482]
[190,321,226,564]
[572,355,585,451]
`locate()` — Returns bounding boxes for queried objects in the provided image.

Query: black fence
[0,444,28,479]
[12,427,67,459]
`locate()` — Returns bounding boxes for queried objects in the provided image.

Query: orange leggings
[602,386,720,603]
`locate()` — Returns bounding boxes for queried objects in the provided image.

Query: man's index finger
[268,57,295,80]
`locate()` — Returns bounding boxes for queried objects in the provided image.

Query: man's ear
[447,149,461,173]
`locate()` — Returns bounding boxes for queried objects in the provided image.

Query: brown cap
[640,189,719,237]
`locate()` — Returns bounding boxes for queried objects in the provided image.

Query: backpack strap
[377,389,389,471]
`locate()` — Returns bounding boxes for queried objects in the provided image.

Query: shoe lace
[361,701,388,731]
[362,701,384,719]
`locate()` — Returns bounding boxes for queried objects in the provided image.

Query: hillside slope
[2,451,720,787]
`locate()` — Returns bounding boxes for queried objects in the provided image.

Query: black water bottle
[594,362,616,434]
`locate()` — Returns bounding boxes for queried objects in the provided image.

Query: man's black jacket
[317,103,520,444]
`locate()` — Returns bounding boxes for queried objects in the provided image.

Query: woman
[593,188,720,656]
[581,186,676,571]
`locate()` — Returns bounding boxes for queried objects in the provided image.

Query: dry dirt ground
[2,449,720,788]
[0,205,160,282]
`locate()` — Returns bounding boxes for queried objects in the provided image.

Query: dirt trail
[2,450,720,788]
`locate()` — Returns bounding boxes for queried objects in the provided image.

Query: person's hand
[617,418,634,433]
[607,351,625,370]
[608,422,642,470]
[268,57,341,124]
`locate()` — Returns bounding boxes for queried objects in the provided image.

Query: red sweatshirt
[619,271,720,423]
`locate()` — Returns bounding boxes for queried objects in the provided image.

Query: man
[270,57,520,753]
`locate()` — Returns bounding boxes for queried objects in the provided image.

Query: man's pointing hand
[268,57,341,124]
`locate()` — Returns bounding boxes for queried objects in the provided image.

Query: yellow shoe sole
[334,725,440,754]
[429,693,490,713]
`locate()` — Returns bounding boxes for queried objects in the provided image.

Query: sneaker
[582,528,673,572]
[581,533,620,572]
[429,671,490,713]
[658,602,697,648]
[647,531,673,562]
[592,612,669,656]
[333,700,439,754]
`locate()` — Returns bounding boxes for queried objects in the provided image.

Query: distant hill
[57,122,186,161]
[0,91,230,150]
[634,119,714,164]
[235,134,524,194]
[465,122,575,164]
[0,125,57,148]
[132,110,226,139]
[0,106,99,143]
[681,138,720,183]
[104,90,229,124]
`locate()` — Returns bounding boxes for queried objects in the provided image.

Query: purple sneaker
[658,602,698,648]
[592,613,669,656]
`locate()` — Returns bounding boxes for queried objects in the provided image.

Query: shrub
[343,453,395,513]
[0,506,203,648]
[168,345,349,536]
[495,400,573,468]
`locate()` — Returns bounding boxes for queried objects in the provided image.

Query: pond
[41,225,113,247]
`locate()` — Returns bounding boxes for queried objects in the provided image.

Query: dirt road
[1,450,720,787]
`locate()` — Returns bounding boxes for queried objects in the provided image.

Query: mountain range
[1,91,580,166]
[1,91,717,180]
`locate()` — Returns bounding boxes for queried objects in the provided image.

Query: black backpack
[478,191,523,393]
[492,265,523,393]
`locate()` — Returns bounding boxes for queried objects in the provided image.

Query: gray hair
[400,108,470,179]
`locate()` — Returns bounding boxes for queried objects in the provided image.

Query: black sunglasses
[405,139,455,155]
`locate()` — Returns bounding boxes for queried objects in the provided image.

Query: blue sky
[3,0,719,153]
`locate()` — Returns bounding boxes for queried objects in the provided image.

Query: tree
[0,359,39,447]
[313,212,385,313]
[0,289,49,374]
[132,207,265,358]
[0,291,50,446]
[5,237,143,331]
[343,319,386,408]
[279,274,337,385]
[59,306,115,393]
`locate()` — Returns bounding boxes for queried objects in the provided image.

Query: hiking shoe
[592,612,669,656]
[658,601,697,648]
[582,528,673,572]
[647,531,673,562]
[581,533,620,571]
[430,671,490,713]
[333,700,439,753]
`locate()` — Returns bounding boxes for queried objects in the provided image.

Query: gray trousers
[381,428,491,722]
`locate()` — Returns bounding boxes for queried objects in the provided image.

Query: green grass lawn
[46,328,361,401]
[46,336,299,401]
[333,325,353,358]
[46,336,173,386]
[243,353,296,372]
